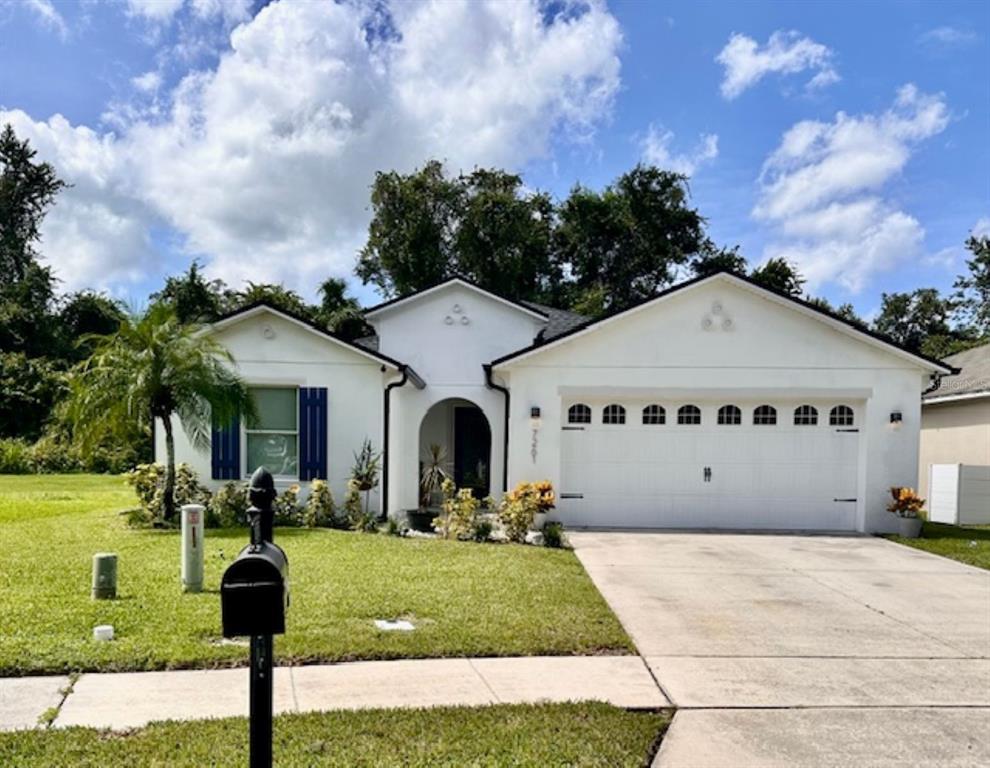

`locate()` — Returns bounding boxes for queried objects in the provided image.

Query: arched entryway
[418,398,492,505]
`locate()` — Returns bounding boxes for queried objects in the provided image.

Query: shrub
[124,463,211,527]
[303,479,335,528]
[385,515,406,536]
[543,521,565,549]
[0,438,33,473]
[344,478,376,532]
[28,436,82,473]
[433,480,481,540]
[497,480,556,543]
[472,518,493,542]
[209,481,248,528]
[273,484,302,527]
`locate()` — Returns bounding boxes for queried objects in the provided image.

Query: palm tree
[64,303,255,520]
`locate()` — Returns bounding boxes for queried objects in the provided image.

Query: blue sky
[1,0,987,316]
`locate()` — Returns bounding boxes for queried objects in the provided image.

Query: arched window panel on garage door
[602,404,626,424]
[568,403,591,424]
[794,404,819,425]
[829,405,855,426]
[677,404,701,425]
[717,405,742,425]
[753,405,777,425]
[642,404,665,425]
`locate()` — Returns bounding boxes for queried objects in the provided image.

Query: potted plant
[351,438,382,520]
[888,486,925,538]
[419,444,450,508]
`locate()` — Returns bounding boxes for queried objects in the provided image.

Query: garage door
[559,399,861,530]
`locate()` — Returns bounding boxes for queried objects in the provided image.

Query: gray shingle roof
[520,301,588,340]
[924,342,990,400]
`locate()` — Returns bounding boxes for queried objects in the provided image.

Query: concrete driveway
[570,532,990,767]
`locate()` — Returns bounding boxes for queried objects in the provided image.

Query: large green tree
[454,169,558,301]
[689,241,748,279]
[749,257,806,297]
[0,124,66,282]
[0,124,64,357]
[357,161,461,297]
[555,166,705,315]
[872,288,960,357]
[63,305,255,519]
[150,261,226,324]
[954,235,990,337]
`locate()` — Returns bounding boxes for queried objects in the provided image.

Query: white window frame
[717,404,742,425]
[642,404,665,425]
[244,385,300,480]
[568,403,592,424]
[793,404,819,426]
[829,405,855,426]
[603,404,626,425]
[753,405,777,425]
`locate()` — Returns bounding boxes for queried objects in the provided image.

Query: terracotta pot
[898,516,923,539]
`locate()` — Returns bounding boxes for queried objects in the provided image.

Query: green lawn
[0,702,668,767]
[888,521,990,570]
[0,474,632,675]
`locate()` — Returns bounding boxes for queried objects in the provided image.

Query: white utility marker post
[181,504,205,593]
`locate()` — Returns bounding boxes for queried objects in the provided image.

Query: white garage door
[559,399,861,530]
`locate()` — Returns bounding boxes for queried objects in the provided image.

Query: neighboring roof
[363,276,549,322]
[490,271,957,375]
[521,301,588,341]
[210,302,407,371]
[923,342,990,403]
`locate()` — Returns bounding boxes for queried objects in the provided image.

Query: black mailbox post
[221,467,288,768]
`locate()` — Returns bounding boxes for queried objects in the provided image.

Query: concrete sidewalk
[0,655,666,732]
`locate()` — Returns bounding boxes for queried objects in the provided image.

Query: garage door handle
[833,498,857,502]
[560,493,583,499]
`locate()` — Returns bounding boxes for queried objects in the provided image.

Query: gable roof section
[521,300,588,340]
[363,276,550,322]
[210,302,408,371]
[490,271,957,374]
[923,342,990,402]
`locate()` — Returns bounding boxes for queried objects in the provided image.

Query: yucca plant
[419,443,451,508]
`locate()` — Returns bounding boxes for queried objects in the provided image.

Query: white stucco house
[157,272,953,533]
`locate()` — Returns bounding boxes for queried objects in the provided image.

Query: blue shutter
[211,416,240,480]
[299,387,328,481]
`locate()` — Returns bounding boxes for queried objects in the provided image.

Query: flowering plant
[887,486,925,518]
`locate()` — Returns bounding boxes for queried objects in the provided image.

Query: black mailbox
[221,540,289,638]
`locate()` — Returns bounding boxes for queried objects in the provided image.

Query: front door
[454,407,491,496]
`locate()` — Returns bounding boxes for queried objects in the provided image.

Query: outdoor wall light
[530,407,541,463]
[889,411,903,427]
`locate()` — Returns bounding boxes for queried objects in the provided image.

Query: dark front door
[454,407,491,496]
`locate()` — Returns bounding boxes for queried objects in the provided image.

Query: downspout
[381,365,410,520]
[483,364,510,493]
[922,372,945,397]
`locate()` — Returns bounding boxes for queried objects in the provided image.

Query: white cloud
[23,0,67,39]
[0,110,158,293]
[7,0,622,296]
[716,30,839,100]
[755,85,949,292]
[640,126,718,176]
[131,70,162,93]
[973,216,990,238]
[125,0,186,23]
[920,26,979,49]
